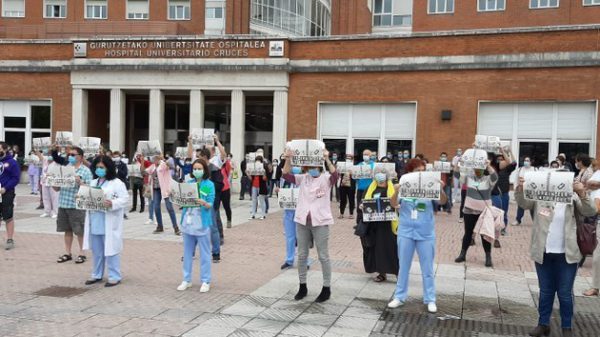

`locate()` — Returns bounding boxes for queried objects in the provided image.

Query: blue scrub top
[397,197,436,241]
[356,161,374,191]
[90,211,105,235]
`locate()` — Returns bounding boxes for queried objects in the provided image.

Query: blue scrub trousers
[183,233,212,284]
[91,234,121,282]
[283,210,296,265]
[394,236,436,304]
[211,210,221,255]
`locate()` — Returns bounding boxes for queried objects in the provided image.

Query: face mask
[363,155,370,162]
[308,168,320,177]
[68,156,77,165]
[575,163,580,170]
[375,173,387,183]
[193,169,204,179]
[95,167,106,178]
[440,156,447,162]
[332,156,337,161]
[403,153,410,159]
[457,151,463,156]
[291,167,302,175]
[47,156,53,162]
[185,161,192,165]
[113,157,121,163]
[524,161,531,167]
[370,156,376,161]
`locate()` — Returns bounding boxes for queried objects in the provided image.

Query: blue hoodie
[0,154,21,192]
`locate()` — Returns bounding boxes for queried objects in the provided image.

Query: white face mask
[363,155,370,162]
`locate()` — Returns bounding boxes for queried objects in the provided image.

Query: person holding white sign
[355,150,375,225]
[82,156,129,287]
[515,174,596,337]
[511,157,536,226]
[282,146,338,303]
[246,156,269,220]
[35,151,59,219]
[177,159,216,293]
[388,159,447,313]
[454,158,498,268]
[358,165,399,283]
[146,155,180,236]
[276,161,301,270]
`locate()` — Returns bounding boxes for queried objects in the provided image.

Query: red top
[221,160,232,191]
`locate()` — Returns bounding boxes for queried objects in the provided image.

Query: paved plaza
[1,185,600,337]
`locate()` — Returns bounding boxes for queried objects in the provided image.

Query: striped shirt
[58,165,93,209]
[463,172,498,215]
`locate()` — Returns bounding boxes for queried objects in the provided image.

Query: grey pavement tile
[330,316,378,332]
[83,302,166,319]
[183,325,236,337]
[270,299,312,311]
[464,279,498,299]
[342,306,382,320]
[75,314,131,329]
[152,321,198,336]
[242,318,288,333]
[153,308,207,323]
[325,326,371,337]
[257,308,303,322]
[0,303,31,316]
[114,317,171,334]
[348,298,388,311]
[201,314,252,328]
[305,302,347,316]
[228,329,278,337]
[294,312,339,327]
[74,327,131,337]
[281,322,328,337]
[221,302,268,318]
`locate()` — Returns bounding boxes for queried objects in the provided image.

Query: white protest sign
[246,152,257,162]
[190,128,215,149]
[127,164,142,178]
[175,147,188,159]
[136,140,162,158]
[278,188,300,210]
[474,135,501,153]
[433,161,452,173]
[78,137,102,157]
[24,155,40,166]
[460,149,489,170]
[75,185,108,212]
[362,198,397,222]
[289,139,325,167]
[32,137,51,152]
[373,163,397,180]
[246,162,266,176]
[499,141,512,153]
[336,161,352,175]
[44,163,77,188]
[523,171,574,204]
[399,171,441,200]
[351,164,373,180]
[169,179,201,207]
[55,131,73,147]
[425,164,433,172]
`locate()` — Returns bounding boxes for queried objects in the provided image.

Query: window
[44,0,66,18]
[206,7,223,19]
[168,0,190,20]
[0,101,52,157]
[372,0,412,27]
[478,0,505,11]
[127,0,149,19]
[584,0,600,5]
[428,0,454,14]
[2,0,25,17]
[530,0,559,9]
[85,0,107,19]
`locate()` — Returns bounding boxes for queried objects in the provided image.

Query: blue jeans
[152,189,177,229]
[148,195,154,221]
[535,253,578,328]
[394,237,436,304]
[283,210,296,265]
[91,234,121,282]
[443,184,453,212]
[491,192,509,226]
[516,207,534,224]
[211,209,221,255]
[182,233,212,284]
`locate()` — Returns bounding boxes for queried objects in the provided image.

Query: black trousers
[462,213,491,253]
[240,176,250,199]
[459,189,467,218]
[339,186,355,215]
[356,189,365,224]
[213,189,224,239]
[131,180,144,210]
[221,189,232,222]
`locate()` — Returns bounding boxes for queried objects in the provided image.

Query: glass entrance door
[354,139,379,164]
[387,140,412,161]
[323,139,346,160]
[559,142,590,172]
[518,141,549,168]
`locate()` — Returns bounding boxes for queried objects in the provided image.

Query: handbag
[353,218,369,238]
[575,207,598,256]
[474,187,505,243]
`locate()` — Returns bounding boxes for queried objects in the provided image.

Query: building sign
[80,40,285,59]
[74,42,87,57]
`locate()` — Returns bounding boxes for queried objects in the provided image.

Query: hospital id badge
[539,207,551,217]
[411,209,418,220]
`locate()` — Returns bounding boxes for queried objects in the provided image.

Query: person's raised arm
[282,148,292,175]
[214,134,226,162]
[391,183,400,209]
[323,149,336,174]
[187,135,194,159]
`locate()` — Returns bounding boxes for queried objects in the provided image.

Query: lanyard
[96,179,107,188]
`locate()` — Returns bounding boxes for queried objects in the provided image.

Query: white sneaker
[177,281,192,291]
[387,299,404,308]
[200,283,210,293]
[458,218,463,223]
[427,303,437,313]
[51,214,58,219]
[39,213,49,218]
[511,220,521,226]
[145,219,153,225]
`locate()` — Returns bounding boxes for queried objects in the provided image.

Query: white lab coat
[82,178,129,256]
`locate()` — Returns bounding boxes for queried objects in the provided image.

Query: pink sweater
[284,172,338,227]
[146,162,172,199]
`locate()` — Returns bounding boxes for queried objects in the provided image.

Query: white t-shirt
[546,203,566,254]
[590,170,600,200]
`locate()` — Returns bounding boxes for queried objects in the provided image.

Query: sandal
[583,288,599,297]
[373,274,387,283]
[57,254,72,263]
[75,255,87,264]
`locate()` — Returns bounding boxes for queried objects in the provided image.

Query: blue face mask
[193,169,204,179]
[47,156,53,162]
[291,167,302,175]
[375,173,387,183]
[68,156,77,165]
[95,167,106,178]
[403,153,410,159]
[308,168,320,177]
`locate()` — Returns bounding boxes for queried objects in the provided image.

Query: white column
[272,90,288,159]
[149,89,165,150]
[189,89,204,130]
[71,88,88,143]
[109,88,126,151]
[230,90,245,163]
